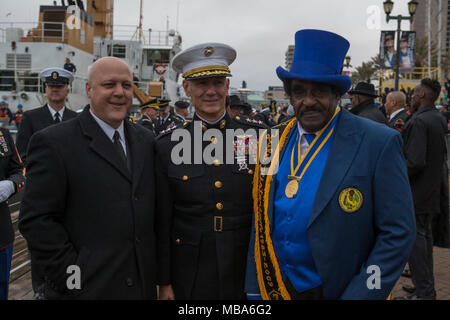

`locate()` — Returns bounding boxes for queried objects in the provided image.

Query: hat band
[141,103,160,110]
[183,65,231,79]
[290,60,339,76]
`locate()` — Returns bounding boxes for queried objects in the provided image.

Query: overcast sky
[2,0,413,91]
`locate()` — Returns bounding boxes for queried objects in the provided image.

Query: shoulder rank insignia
[338,187,363,213]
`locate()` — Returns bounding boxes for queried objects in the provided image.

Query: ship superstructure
[0,0,182,113]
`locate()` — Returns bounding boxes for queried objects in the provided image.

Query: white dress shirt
[89,108,127,156]
[47,104,66,122]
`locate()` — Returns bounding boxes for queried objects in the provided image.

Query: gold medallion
[285,180,299,198]
[338,187,363,213]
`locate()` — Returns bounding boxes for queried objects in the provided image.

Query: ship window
[146,49,170,65]
[107,44,126,58]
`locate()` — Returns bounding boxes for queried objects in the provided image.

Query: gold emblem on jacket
[338,187,363,213]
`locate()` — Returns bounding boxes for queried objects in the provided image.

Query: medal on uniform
[285,133,303,198]
[285,179,299,198]
[285,107,341,199]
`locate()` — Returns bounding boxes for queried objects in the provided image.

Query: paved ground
[391,247,450,300]
[9,246,450,300]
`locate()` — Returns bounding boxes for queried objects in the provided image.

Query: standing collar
[194,110,226,125]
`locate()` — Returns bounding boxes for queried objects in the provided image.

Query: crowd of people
[0,28,448,301]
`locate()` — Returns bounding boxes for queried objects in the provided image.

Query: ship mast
[131,0,145,44]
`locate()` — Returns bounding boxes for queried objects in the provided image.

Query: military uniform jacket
[155,112,267,299]
[403,104,447,215]
[16,104,78,162]
[155,113,184,135]
[18,106,158,299]
[0,128,25,249]
[350,99,388,125]
[137,115,157,135]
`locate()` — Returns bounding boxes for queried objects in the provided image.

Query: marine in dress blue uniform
[156,43,267,300]
[155,99,184,135]
[136,98,160,135]
[245,29,416,300]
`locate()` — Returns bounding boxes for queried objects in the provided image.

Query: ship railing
[0,21,68,43]
[112,25,181,47]
[0,69,88,95]
[1,21,181,47]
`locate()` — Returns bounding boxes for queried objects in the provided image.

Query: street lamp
[383,0,418,90]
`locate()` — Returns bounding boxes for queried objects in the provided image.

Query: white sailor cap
[40,67,74,85]
[171,42,236,80]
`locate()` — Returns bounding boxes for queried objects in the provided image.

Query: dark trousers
[0,244,14,300]
[408,214,436,298]
[285,278,323,300]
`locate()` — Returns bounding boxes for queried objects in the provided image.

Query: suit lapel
[78,107,132,182]
[124,121,145,192]
[307,110,364,228]
[40,105,55,127]
[62,108,74,121]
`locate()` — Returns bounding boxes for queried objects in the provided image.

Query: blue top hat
[276,29,352,95]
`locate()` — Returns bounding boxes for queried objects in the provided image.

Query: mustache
[297,105,323,115]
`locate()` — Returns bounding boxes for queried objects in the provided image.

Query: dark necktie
[54,112,61,124]
[113,131,127,167]
[304,133,316,145]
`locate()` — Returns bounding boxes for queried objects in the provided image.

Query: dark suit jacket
[388,109,409,128]
[0,128,25,249]
[350,99,388,125]
[403,104,447,215]
[18,106,157,299]
[16,105,78,162]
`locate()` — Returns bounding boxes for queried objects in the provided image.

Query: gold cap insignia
[338,187,363,213]
[52,71,59,80]
[204,46,214,57]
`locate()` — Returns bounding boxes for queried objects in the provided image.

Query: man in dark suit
[397,79,448,300]
[0,127,25,300]
[385,91,409,128]
[16,67,78,163]
[19,57,158,300]
[349,82,388,125]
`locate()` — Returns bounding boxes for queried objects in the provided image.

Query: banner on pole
[399,31,416,73]
[380,31,396,69]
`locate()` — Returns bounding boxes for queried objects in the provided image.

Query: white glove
[0,180,15,203]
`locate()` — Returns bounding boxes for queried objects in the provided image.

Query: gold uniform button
[216,203,224,210]
[215,181,223,188]
[182,175,188,181]
[248,169,253,174]
[213,159,220,167]
[175,239,181,245]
